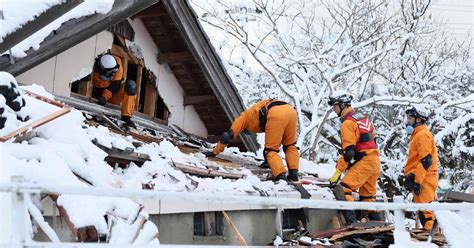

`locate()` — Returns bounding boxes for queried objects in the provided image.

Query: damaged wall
[15,20,208,137]
[36,208,337,245]
[16,31,113,96]
[129,18,207,137]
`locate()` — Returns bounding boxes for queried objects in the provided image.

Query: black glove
[98,96,106,106]
[413,183,421,196]
[404,173,415,191]
[203,151,215,158]
[259,161,269,169]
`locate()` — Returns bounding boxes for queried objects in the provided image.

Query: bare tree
[193,0,473,189]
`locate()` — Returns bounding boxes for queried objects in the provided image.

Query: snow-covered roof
[1,71,336,240]
[1,0,114,57]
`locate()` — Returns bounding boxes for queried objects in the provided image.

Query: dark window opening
[70,74,92,96]
[282,209,306,230]
[127,63,138,85]
[155,94,167,120]
[138,68,169,121]
[193,212,224,236]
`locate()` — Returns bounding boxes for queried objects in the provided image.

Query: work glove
[404,173,415,191]
[413,183,421,196]
[202,151,215,158]
[328,169,342,186]
[98,95,107,106]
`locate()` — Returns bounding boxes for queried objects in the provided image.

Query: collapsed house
[1,0,473,247]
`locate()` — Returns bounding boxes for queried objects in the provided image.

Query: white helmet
[99,54,117,69]
[406,105,430,121]
[328,90,353,106]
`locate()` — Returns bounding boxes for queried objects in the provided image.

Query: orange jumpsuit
[92,55,136,117]
[212,99,299,177]
[405,124,438,230]
[337,107,380,206]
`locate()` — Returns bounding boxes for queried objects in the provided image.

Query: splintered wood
[170,161,244,180]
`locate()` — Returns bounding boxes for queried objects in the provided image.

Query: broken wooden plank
[1,89,73,142]
[222,211,247,246]
[0,107,71,142]
[409,229,446,245]
[131,214,147,242]
[23,90,70,108]
[77,225,98,242]
[170,161,244,179]
[49,194,99,242]
[350,221,393,229]
[331,215,343,229]
[310,227,351,239]
[93,139,150,166]
[91,113,164,144]
[329,226,394,241]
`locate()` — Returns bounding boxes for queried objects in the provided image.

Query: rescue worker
[327,92,381,224]
[403,106,438,231]
[204,99,300,182]
[92,53,137,129]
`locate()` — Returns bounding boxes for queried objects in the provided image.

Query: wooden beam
[132,4,168,19]
[49,194,99,242]
[135,64,144,111]
[170,161,244,180]
[143,80,157,116]
[0,0,84,54]
[183,95,217,106]
[157,51,194,64]
[1,0,159,76]
[93,139,151,166]
[0,107,71,142]
[222,211,247,246]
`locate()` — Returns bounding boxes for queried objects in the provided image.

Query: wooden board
[93,139,150,166]
[222,211,247,246]
[0,107,71,142]
[329,226,394,241]
[1,90,73,142]
[170,161,244,179]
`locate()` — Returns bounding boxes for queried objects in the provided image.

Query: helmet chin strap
[408,116,423,128]
[337,103,345,117]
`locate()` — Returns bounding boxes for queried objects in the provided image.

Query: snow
[71,67,93,82]
[1,0,115,57]
[133,221,159,245]
[24,194,60,242]
[1,81,337,244]
[0,0,64,42]
[435,209,474,248]
[272,235,283,247]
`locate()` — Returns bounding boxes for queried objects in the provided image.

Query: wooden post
[331,215,343,228]
[142,81,157,117]
[222,211,247,246]
[135,64,143,111]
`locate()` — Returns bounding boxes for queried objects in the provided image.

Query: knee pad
[263,147,280,163]
[125,80,136,95]
[283,142,297,153]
